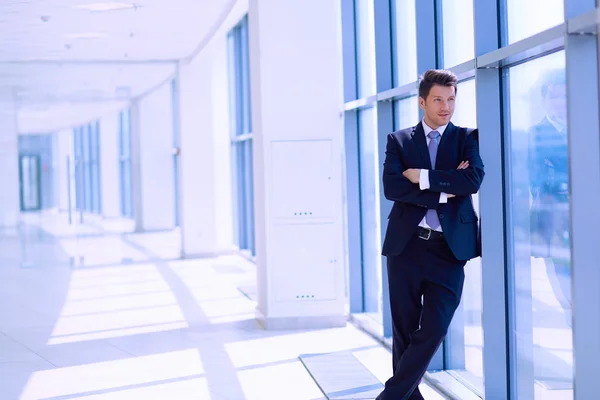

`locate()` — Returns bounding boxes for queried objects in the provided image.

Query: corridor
[0,212,446,400]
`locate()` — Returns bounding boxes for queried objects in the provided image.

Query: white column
[177,37,234,258]
[99,113,121,218]
[0,92,20,230]
[131,81,176,232]
[249,0,346,329]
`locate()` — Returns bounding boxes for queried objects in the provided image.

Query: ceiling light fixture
[75,2,140,12]
[66,32,108,39]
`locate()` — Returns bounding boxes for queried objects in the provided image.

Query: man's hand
[402,168,421,184]
[447,161,469,198]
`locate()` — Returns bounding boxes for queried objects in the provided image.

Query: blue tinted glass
[507,51,572,399]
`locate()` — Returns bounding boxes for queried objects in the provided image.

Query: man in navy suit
[528,69,571,320]
[376,70,485,400]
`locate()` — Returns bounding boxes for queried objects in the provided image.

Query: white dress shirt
[418,120,449,232]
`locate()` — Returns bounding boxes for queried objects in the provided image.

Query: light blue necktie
[426,131,440,229]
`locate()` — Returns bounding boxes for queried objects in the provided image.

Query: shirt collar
[546,114,566,133]
[422,120,448,137]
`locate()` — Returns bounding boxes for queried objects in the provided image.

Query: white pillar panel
[99,113,121,218]
[131,82,176,232]
[0,92,19,230]
[55,129,73,212]
[249,0,346,329]
[177,37,234,258]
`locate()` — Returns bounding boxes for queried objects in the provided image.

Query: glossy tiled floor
[0,211,448,400]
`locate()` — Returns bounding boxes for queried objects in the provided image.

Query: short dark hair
[419,69,458,99]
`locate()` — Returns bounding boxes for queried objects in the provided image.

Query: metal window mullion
[373,0,395,339]
[476,24,565,69]
[564,0,596,19]
[343,0,358,102]
[416,0,439,74]
[563,1,600,397]
[345,109,364,313]
[342,0,364,313]
[473,0,511,398]
[435,0,445,68]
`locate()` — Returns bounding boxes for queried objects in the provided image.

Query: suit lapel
[411,122,432,169]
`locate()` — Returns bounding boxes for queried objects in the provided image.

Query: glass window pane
[392,0,417,87]
[123,163,132,217]
[236,142,247,249]
[445,78,484,392]
[394,96,419,131]
[227,33,239,138]
[507,51,572,399]
[453,79,477,127]
[122,109,131,155]
[245,139,255,255]
[240,17,252,134]
[21,155,40,211]
[358,106,382,322]
[83,125,92,212]
[441,0,475,68]
[355,0,377,97]
[507,0,564,44]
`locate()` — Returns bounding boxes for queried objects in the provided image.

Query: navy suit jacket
[381,122,485,261]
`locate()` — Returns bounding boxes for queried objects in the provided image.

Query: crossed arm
[382,131,485,209]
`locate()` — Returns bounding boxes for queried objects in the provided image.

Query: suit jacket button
[439,214,444,219]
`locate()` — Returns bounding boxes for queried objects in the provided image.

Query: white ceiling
[0,0,237,133]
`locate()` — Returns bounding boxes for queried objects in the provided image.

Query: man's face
[544,83,567,126]
[419,84,456,129]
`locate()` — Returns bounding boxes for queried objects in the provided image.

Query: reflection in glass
[392,0,417,87]
[441,0,475,68]
[507,0,564,44]
[508,51,572,399]
[358,106,382,321]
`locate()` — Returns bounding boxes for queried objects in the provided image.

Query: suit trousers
[378,232,466,400]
